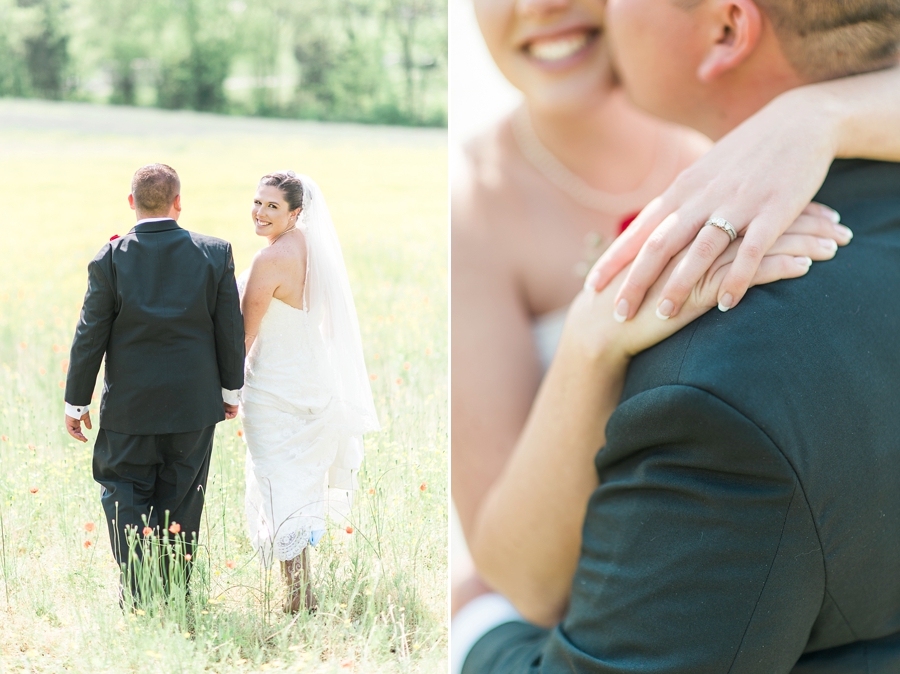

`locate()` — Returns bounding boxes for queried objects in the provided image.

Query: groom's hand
[65,412,92,443]
[224,402,238,420]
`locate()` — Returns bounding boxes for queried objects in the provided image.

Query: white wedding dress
[237,175,379,565]
[238,270,337,561]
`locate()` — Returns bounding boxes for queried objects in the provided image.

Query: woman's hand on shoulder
[583,79,864,320]
[567,206,849,362]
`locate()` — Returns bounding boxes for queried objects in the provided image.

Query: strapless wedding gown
[238,270,344,562]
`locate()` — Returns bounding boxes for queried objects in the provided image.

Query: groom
[64,163,244,595]
[458,1,900,672]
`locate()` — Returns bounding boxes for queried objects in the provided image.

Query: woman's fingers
[757,233,839,261]
[747,254,814,287]
[658,208,851,319]
[718,211,850,312]
[608,208,708,322]
[654,219,735,319]
[698,254,812,309]
[783,212,852,241]
[585,197,667,292]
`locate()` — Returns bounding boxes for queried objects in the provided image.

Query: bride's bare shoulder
[454,114,526,239]
[248,232,306,279]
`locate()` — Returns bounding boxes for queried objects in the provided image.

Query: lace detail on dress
[274,527,310,561]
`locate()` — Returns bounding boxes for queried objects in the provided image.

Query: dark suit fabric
[465,160,900,673]
[94,424,215,589]
[65,220,243,589]
[65,219,244,436]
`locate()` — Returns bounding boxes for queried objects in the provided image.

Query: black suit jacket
[65,219,244,435]
[465,160,900,673]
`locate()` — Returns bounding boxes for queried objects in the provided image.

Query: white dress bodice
[532,306,567,373]
[240,270,335,409]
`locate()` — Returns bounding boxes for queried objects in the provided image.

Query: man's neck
[694,30,809,141]
[135,213,178,224]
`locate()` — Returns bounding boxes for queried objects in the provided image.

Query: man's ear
[128,193,137,211]
[696,0,762,82]
[172,194,182,213]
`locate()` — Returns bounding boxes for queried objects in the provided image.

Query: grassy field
[0,100,448,673]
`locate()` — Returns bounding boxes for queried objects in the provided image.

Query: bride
[238,171,379,612]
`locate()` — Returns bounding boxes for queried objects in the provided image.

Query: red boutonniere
[110,234,120,241]
[618,212,640,235]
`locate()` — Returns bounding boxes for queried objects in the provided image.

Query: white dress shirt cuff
[222,388,241,405]
[65,402,90,419]
[450,593,525,674]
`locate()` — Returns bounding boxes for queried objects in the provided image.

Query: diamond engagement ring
[704,217,737,242]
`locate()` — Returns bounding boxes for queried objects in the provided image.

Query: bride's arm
[587,64,900,318]
[241,251,279,352]
[467,211,846,627]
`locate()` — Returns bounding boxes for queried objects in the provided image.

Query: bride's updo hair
[259,170,305,212]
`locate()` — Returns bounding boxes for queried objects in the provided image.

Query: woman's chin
[514,59,616,114]
[527,78,617,116]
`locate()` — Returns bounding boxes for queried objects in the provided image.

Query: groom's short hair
[677,0,900,80]
[132,164,180,214]
[765,0,900,79]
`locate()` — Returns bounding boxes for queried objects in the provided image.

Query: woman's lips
[523,28,599,65]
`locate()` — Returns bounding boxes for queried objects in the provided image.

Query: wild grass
[0,100,448,673]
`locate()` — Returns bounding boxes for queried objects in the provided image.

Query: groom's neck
[136,208,180,222]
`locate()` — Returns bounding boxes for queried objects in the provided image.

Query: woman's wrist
[556,289,631,371]
[770,85,842,158]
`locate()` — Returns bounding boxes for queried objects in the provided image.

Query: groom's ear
[172,194,182,215]
[696,0,762,83]
[128,193,137,211]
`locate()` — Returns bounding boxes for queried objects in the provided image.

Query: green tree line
[0,0,447,126]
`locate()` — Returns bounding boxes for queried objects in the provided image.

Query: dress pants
[92,425,215,597]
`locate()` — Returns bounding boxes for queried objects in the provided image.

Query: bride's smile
[252,185,298,242]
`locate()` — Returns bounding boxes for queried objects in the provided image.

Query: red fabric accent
[109,234,120,241]
[618,211,640,235]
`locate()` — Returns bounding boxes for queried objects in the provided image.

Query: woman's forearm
[468,323,629,627]
[787,64,900,161]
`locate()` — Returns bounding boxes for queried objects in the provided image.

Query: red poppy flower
[225,559,236,569]
[168,522,181,534]
[419,483,427,492]
[29,486,38,494]
[345,526,354,534]
[142,526,153,536]
[83,540,92,549]
[84,522,95,532]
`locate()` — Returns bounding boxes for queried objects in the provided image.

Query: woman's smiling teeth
[526,30,594,63]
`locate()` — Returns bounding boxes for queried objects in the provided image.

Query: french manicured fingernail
[584,269,600,291]
[718,293,733,313]
[817,237,838,251]
[824,207,841,223]
[834,223,853,240]
[613,299,629,323]
[795,256,812,268]
[655,299,674,320]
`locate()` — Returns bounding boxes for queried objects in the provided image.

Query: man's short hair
[760,0,900,80]
[132,164,180,214]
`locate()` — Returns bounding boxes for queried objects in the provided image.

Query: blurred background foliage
[0,0,447,126]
